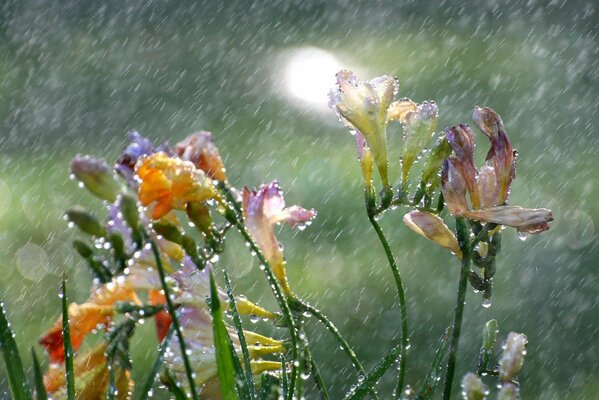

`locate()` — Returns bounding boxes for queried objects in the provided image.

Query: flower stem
[147,237,199,400]
[442,217,471,400]
[217,186,300,400]
[366,213,409,397]
[299,301,379,400]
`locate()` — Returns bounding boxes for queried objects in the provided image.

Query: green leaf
[0,296,33,400]
[135,326,175,400]
[61,277,76,400]
[209,271,240,400]
[162,369,189,400]
[31,347,47,400]
[415,327,451,399]
[224,270,256,400]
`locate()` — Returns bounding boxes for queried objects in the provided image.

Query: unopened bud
[421,137,452,187]
[499,332,527,382]
[186,201,213,235]
[497,383,520,400]
[71,155,120,201]
[461,372,488,400]
[65,207,106,237]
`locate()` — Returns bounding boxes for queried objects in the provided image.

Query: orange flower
[45,343,132,399]
[136,152,217,219]
[174,131,227,182]
[39,281,139,363]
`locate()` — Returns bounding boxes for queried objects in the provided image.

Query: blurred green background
[1,1,597,398]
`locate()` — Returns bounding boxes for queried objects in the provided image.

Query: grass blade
[61,277,76,400]
[135,325,175,400]
[344,343,402,400]
[224,270,256,399]
[31,347,47,400]
[416,327,451,399]
[0,296,33,400]
[257,373,279,399]
[163,369,189,400]
[209,271,240,400]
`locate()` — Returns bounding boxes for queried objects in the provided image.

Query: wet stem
[366,212,409,398]
[442,217,471,400]
[217,187,301,400]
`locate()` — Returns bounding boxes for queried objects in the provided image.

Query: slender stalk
[299,301,378,400]
[367,213,409,397]
[61,277,75,400]
[301,334,330,400]
[442,217,471,400]
[216,187,300,400]
[147,238,199,400]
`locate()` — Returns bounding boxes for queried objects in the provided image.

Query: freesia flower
[441,107,553,234]
[39,281,139,363]
[329,70,397,187]
[403,210,462,258]
[115,131,172,188]
[174,131,227,182]
[242,181,316,295]
[44,343,132,399]
[136,152,218,219]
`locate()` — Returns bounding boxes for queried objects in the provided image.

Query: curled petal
[463,205,553,234]
[401,101,438,183]
[330,70,397,186]
[472,106,515,204]
[386,98,417,123]
[174,131,227,182]
[441,158,469,216]
[403,211,462,258]
[136,152,217,219]
[445,124,479,208]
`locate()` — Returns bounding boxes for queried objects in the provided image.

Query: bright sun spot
[284,47,342,108]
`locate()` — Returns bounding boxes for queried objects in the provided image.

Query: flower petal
[463,205,553,233]
[441,158,469,216]
[445,124,479,208]
[174,131,227,182]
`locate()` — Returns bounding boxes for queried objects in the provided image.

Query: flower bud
[441,158,469,216]
[499,332,527,382]
[497,383,520,400]
[478,319,498,373]
[401,101,438,184]
[421,137,452,187]
[186,201,213,235]
[71,155,120,202]
[446,124,479,208]
[65,207,107,237]
[403,211,461,257]
[461,372,488,400]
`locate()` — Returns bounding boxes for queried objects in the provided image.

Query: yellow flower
[39,281,139,364]
[330,70,397,187]
[44,343,132,399]
[136,152,218,219]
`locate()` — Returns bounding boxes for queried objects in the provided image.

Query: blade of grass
[209,271,240,400]
[415,327,451,399]
[0,295,33,400]
[224,270,256,400]
[163,369,189,400]
[147,237,199,400]
[61,276,76,400]
[258,373,279,400]
[135,325,175,400]
[31,347,47,400]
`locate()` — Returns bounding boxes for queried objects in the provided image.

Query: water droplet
[481,298,492,308]
[517,231,528,241]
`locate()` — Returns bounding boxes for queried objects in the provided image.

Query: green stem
[301,335,330,400]
[442,217,471,400]
[217,186,300,400]
[147,238,199,400]
[300,301,379,400]
[367,213,409,397]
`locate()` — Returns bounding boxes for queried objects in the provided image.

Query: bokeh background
[1,1,597,398]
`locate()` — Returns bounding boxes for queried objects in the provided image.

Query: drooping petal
[403,211,462,258]
[174,131,227,182]
[472,106,515,204]
[463,205,553,233]
[445,124,479,208]
[441,158,469,216]
[401,101,438,184]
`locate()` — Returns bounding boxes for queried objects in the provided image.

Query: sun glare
[284,47,342,108]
